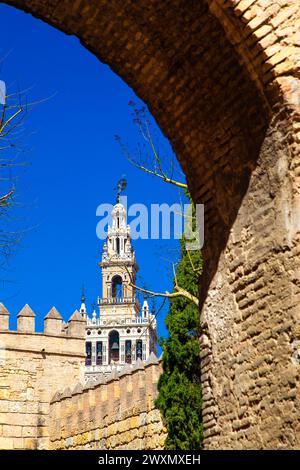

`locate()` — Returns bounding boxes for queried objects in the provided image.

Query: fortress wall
[49,355,166,450]
[0,305,85,449]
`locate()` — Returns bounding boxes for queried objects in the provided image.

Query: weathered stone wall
[198,1,300,449]
[200,110,300,449]
[49,355,166,450]
[0,304,85,449]
[2,0,300,449]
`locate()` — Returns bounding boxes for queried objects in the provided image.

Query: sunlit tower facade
[82,198,157,379]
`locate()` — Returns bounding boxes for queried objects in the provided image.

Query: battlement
[0,302,85,339]
[49,353,166,450]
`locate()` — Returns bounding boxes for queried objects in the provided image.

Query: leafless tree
[0,79,28,265]
[116,102,201,307]
[124,265,199,306]
[115,102,188,190]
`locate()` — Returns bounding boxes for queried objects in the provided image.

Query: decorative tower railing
[98,296,136,305]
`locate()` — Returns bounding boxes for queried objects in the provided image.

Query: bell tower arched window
[136,340,143,360]
[109,330,120,363]
[112,275,123,298]
[125,340,132,364]
[96,341,103,365]
[86,342,92,366]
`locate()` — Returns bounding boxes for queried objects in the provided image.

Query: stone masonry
[2,0,300,448]
[0,303,86,449]
[49,354,165,450]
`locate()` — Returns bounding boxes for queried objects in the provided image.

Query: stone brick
[0,437,13,449]
[3,425,22,438]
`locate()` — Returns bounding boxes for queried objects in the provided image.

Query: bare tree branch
[115,103,188,190]
[124,265,199,306]
[0,189,14,206]
[0,81,29,266]
[115,104,202,309]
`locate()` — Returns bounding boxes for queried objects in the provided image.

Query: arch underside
[3,0,299,449]
[3,0,269,291]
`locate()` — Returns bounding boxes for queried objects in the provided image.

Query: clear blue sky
[0,4,185,341]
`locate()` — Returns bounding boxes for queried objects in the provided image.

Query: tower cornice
[99,258,138,270]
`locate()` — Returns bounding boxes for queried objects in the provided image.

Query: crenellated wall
[0,303,86,449]
[49,354,166,450]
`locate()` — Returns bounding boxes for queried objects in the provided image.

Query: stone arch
[3,0,300,449]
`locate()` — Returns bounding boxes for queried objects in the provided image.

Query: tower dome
[112,202,126,214]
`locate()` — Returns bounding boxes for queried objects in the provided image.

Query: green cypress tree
[155,203,203,450]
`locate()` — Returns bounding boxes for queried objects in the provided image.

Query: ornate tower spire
[99,195,139,319]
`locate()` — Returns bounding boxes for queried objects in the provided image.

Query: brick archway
[3,0,300,449]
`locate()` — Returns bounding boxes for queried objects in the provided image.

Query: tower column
[120,339,125,364]
[132,339,136,362]
[103,338,108,365]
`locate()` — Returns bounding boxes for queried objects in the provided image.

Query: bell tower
[83,185,157,379]
[98,200,139,319]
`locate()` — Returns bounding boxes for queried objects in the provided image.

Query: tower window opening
[125,340,132,364]
[136,340,143,360]
[86,342,92,366]
[109,330,120,363]
[112,275,123,298]
[96,341,103,365]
